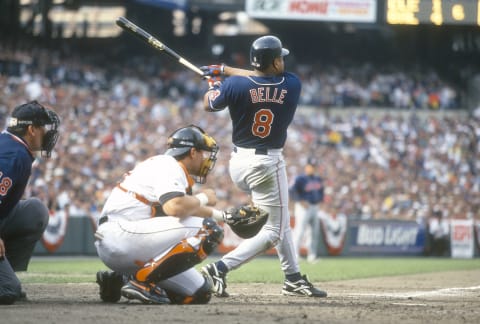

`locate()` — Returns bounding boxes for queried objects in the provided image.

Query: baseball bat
[116,16,204,77]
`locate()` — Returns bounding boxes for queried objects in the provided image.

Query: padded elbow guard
[135,218,224,283]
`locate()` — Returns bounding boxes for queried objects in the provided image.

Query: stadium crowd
[0,45,479,226]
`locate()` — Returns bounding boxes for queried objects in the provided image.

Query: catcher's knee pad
[166,277,212,305]
[136,219,224,283]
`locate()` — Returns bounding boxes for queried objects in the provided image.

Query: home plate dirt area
[2,270,479,324]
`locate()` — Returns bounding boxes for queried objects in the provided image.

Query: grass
[18,256,480,284]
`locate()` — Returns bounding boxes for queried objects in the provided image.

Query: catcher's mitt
[223,206,269,239]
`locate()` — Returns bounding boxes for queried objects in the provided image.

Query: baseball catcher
[95,125,225,305]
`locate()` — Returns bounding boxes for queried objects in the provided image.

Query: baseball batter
[0,101,60,305]
[200,35,327,297]
[291,158,324,263]
[94,125,226,305]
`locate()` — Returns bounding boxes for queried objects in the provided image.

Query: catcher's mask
[7,100,60,158]
[165,125,219,183]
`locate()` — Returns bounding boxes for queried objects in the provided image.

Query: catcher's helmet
[7,100,60,158]
[250,35,289,71]
[165,125,219,183]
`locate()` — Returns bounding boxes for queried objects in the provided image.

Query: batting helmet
[165,125,219,183]
[250,35,289,71]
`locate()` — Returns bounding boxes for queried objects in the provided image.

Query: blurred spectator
[428,208,450,257]
[0,42,478,229]
[290,157,325,263]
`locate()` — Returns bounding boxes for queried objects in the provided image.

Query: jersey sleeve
[150,157,189,200]
[206,77,237,111]
[0,149,32,216]
[290,176,304,201]
[123,156,188,204]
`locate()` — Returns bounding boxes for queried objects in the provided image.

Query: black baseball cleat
[282,274,327,298]
[96,270,124,303]
[18,290,27,301]
[121,280,170,304]
[201,263,229,297]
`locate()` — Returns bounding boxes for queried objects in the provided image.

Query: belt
[233,147,268,155]
[98,215,108,225]
[254,148,268,155]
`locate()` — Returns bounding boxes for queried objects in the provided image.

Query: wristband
[211,209,224,222]
[195,193,209,206]
[220,63,226,74]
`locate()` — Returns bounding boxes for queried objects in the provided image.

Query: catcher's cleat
[201,263,229,297]
[121,280,170,304]
[18,290,27,301]
[96,270,124,303]
[282,275,327,298]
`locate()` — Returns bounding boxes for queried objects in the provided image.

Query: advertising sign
[246,0,377,23]
[348,219,427,255]
[450,219,474,259]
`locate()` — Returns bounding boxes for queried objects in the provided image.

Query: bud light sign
[348,219,427,255]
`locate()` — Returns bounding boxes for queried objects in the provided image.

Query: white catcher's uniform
[95,155,206,296]
[221,147,300,275]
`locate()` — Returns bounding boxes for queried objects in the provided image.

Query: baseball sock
[215,261,228,273]
[286,272,302,282]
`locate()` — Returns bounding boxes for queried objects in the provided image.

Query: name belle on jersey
[250,87,287,104]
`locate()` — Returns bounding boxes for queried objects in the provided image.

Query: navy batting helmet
[250,35,289,71]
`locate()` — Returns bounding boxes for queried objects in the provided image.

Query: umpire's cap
[7,101,57,131]
[6,100,60,158]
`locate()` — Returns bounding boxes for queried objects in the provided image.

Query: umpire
[0,101,60,304]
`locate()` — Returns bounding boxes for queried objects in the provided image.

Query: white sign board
[246,0,377,23]
[450,219,474,259]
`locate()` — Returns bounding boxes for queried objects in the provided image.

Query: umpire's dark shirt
[0,131,34,220]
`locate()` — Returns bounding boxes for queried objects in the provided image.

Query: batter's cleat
[96,270,124,303]
[282,275,327,298]
[201,263,229,297]
[121,280,170,304]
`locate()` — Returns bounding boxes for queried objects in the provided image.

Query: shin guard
[135,218,224,283]
[166,277,213,305]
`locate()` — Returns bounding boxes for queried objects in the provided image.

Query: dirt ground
[2,269,479,324]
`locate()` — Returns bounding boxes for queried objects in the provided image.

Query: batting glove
[200,64,225,78]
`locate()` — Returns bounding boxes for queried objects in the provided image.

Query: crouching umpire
[0,101,60,304]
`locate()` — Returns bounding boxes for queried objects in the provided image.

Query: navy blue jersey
[0,131,34,219]
[290,174,324,205]
[207,72,301,149]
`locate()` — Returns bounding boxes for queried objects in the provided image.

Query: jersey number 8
[252,109,273,138]
[0,172,13,196]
